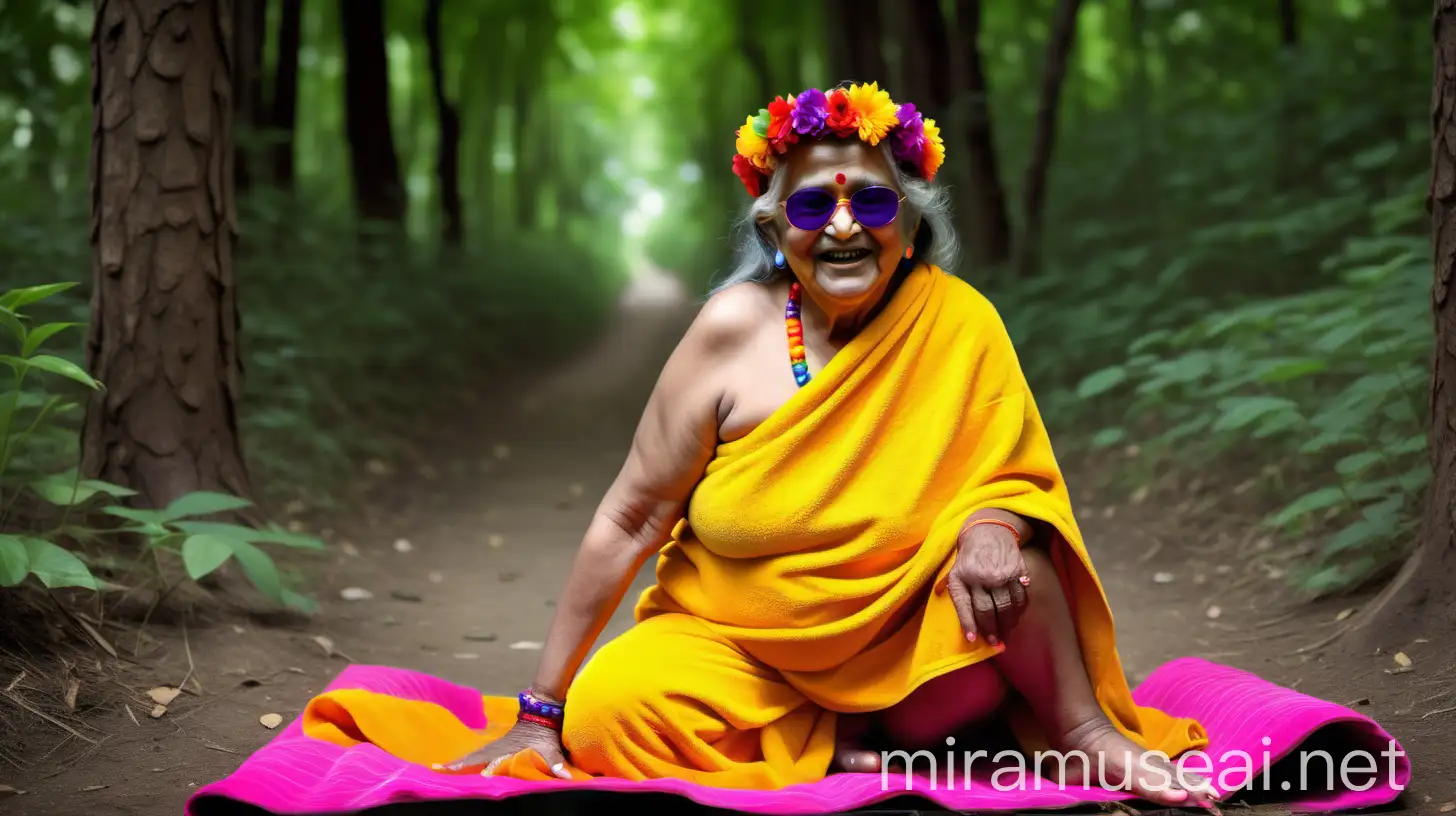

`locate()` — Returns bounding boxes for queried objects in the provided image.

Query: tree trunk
[231,0,267,194]
[736,0,773,102]
[85,0,252,510]
[339,0,405,223]
[954,0,1012,269]
[1016,0,1084,276]
[902,0,953,111]
[1279,0,1299,46]
[425,0,462,245]
[835,0,888,86]
[1359,0,1456,645]
[270,0,302,188]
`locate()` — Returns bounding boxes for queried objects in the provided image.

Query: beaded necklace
[786,282,810,386]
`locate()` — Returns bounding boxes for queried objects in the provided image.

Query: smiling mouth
[817,248,873,265]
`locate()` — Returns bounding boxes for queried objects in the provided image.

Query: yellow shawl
[634,263,1205,750]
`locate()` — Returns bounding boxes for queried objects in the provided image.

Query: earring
[904,245,914,260]
[774,249,786,269]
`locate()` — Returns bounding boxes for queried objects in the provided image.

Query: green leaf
[1212,396,1300,432]
[226,539,284,604]
[1267,486,1347,528]
[1090,427,1127,449]
[171,521,325,551]
[0,309,25,345]
[1076,366,1127,399]
[22,322,77,356]
[1335,451,1384,477]
[20,538,98,590]
[160,491,254,522]
[81,479,137,498]
[281,589,317,614]
[181,534,234,580]
[0,535,29,587]
[0,354,101,389]
[1322,519,1386,556]
[1256,358,1328,383]
[102,505,166,525]
[0,282,77,311]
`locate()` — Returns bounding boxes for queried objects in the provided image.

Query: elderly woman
[446,83,1216,808]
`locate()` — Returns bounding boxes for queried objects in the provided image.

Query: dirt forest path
[12,269,1452,814]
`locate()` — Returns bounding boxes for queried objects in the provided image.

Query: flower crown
[732,82,945,197]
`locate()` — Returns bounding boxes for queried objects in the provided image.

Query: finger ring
[1018,575,1030,586]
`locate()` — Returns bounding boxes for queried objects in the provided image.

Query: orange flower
[825,88,859,138]
[766,95,799,154]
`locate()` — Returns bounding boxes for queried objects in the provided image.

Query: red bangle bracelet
[517,712,561,730]
[966,518,1022,546]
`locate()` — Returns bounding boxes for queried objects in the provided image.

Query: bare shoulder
[681,280,779,354]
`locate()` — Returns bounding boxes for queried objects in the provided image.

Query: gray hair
[708,141,960,296]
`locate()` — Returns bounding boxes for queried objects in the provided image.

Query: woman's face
[772,140,915,310]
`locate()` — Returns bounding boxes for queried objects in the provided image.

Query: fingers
[989,583,1019,639]
[946,576,980,642]
[970,584,1000,645]
[542,744,573,780]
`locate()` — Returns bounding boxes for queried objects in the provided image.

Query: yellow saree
[298,264,1206,788]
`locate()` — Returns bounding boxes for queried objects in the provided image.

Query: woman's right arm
[445,289,759,774]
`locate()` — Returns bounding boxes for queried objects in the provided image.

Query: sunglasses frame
[760,185,908,232]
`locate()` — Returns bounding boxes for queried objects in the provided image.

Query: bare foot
[1046,717,1220,809]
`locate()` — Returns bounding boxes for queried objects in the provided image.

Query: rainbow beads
[787,282,809,387]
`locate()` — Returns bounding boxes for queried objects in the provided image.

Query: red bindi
[835,172,846,185]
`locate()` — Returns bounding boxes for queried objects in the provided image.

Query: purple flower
[891,103,926,164]
[792,88,829,137]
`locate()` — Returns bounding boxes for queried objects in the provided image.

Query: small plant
[0,282,323,612]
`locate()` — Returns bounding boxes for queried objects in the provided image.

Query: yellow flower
[921,117,946,179]
[736,114,771,170]
[846,82,899,145]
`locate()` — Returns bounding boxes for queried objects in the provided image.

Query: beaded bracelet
[966,518,1022,546]
[518,689,564,728]
[517,712,560,730]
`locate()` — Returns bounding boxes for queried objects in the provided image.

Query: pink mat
[187,657,1410,814]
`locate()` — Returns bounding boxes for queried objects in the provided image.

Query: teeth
[823,250,867,261]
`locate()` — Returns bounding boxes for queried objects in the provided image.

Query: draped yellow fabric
[300,263,1206,787]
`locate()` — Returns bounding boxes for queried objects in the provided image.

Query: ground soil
[3,273,1454,815]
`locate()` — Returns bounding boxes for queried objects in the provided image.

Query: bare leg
[993,547,1215,808]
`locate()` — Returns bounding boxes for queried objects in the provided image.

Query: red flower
[733,154,765,196]
[825,88,859,138]
[766,95,799,154]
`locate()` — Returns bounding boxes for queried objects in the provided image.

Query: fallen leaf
[80,784,107,792]
[285,499,306,515]
[1130,485,1150,504]
[340,541,360,557]
[463,632,497,642]
[487,534,505,549]
[1101,506,1116,519]
[259,713,283,730]
[1124,445,1141,458]
[1346,698,1371,707]
[287,520,305,532]
[63,673,79,712]
[147,686,180,706]
[1214,564,1233,575]
[1152,572,1174,584]
[149,704,167,718]
[393,538,414,553]
[509,641,544,651]
[1206,606,1222,620]
[0,783,15,797]
[1438,802,1455,813]
[1255,537,1274,552]
[453,653,479,660]
[1415,637,1431,644]
[389,590,422,602]
[339,587,374,601]
[1394,652,1412,668]
[427,571,444,584]
[312,635,337,657]
[493,444,512,460]
[232,624,246,634]
[1336,608,1356,622]
[365,459,389,476]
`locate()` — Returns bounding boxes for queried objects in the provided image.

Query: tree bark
[339,0,405,223]
[1359,0,1456,644]
[231,0,266,194]
[1016,0,1084,276]
[270,0,302,188]
[954,0,1012,269]
[85,0,252,510]
[425,0,462,245]
[834,0,888,86]
[902,0,953,111]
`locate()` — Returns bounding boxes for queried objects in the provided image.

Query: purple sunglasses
[779,185,906,232]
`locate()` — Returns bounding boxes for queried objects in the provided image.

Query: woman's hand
[946,520,1029,647]
[439,720,572,779]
